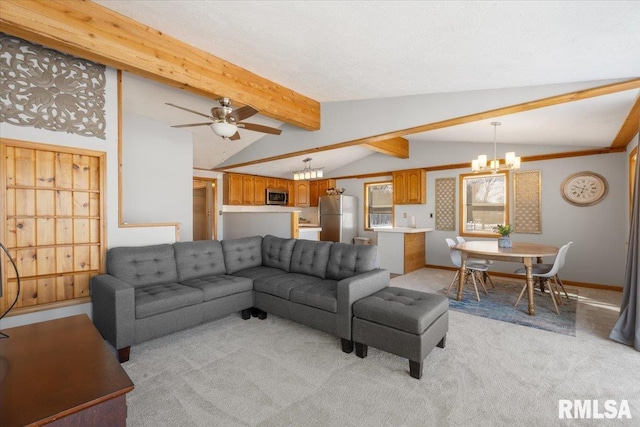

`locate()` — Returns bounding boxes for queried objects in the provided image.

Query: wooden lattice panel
[1,141,105,313]
[514,170,542,234]
[435,177,456,231]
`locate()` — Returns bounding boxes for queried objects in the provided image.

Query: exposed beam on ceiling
[0,0,320,131]
[610,91,640,149]
[361,137,409,159]
[219,78,640,170]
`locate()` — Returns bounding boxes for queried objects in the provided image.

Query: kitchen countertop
[299,226,321,232]
[372,227,433,233]
[222,205,301,213]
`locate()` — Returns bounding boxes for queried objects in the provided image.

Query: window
[459,172,509,237]
[364,181,393,230]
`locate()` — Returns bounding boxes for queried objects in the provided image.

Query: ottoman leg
[355,342,368,358]
[341,338,354,354]
[251,307,261,317]
[409,360,423,380]
[241,309,251,320]
[258,311,267,320]
[437,334,446,349]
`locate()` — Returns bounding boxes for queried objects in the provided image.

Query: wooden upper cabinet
[266,178,277,189]
[309,181,319,207]
[223,173,244,205]
[287,180,295,206]
[254,176,266,205]
[317,179,336,198]
[393,169,425,204]
[242,175,255,205]
[295,181,310,207]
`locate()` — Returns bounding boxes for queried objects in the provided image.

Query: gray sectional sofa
[91,235,389,362]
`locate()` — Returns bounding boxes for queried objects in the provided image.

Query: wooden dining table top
[455,240,559,258]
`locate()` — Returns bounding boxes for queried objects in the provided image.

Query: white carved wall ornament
[0,33,107,139]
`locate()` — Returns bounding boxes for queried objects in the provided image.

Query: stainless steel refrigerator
[319,195,357,243]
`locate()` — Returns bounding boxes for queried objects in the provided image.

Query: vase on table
[498,236,512,248]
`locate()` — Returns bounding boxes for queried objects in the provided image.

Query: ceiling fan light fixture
[210,121,238,138]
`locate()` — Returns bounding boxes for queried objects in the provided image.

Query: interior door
[192,179,217,240]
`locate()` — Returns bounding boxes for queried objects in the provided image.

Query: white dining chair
[445,238,490,301]
[456,236,495,288]
[514,242,572,315]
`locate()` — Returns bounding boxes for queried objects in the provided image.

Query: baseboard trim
[423,264,623,292]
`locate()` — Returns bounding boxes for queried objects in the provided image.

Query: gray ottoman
[352,287,448,379]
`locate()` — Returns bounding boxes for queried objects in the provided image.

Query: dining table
[454,240,559,315]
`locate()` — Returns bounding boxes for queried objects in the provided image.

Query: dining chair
[514,241,573,300]
[455,236,495,288]
[513,242,572,315]
[445,238,490,301]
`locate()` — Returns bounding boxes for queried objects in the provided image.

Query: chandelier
[293,158,324,180]
[472,122,521,173]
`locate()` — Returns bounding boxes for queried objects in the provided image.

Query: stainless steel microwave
[265,188,288,205]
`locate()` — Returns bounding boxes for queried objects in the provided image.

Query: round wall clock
[561,171,608,206]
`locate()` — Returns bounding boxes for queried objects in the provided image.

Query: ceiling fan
[166,98,282,140]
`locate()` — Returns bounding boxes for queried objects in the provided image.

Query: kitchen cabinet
[242,175,255,205]
[309,179,336,207]
[295,181,310,207]
[374,227,432,274]
[223,173,244,205]
[393,169,425,204]
[254,176,266,205]
[287,180,296,206]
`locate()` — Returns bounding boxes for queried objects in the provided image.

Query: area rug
[439,281,578,336]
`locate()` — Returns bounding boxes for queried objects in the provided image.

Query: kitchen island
[373,227,433,274]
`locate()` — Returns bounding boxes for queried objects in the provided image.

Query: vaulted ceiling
[4,1,638,176]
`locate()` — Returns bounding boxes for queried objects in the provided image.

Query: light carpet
[123,268,640,426]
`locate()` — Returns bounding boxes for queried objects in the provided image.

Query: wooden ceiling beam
[0,0,320,130]
[218,78,640,170]
[610,91,640,149]
[361,137,409,159]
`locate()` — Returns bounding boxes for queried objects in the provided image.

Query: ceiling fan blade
[229,131,241,141]
[171,122,212,128]
[228,105,258,122]
[165,103,212,119]
[237,122,282,135]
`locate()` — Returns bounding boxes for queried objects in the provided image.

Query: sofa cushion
[181,275,253,301]
[134,283,203,319]
[231,265,287,281]
[289,240,332,279]
[174,240,226,282]
[107,244,178,288]
[326,243,378,281]
[222,236,263,274]
[254,273,322,300]
[262,235,296,272]
[289,280,338,313]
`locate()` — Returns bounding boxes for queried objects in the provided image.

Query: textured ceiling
[101,1,640,174]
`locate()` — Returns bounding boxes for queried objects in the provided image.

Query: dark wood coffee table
[0,314,134,426]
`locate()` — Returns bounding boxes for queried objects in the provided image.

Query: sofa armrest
[90,274,135,351]
[336,268,390,340]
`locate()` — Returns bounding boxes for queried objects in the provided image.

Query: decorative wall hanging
[0,33,106,139]
[435,177,456,231]
[514,170,542,233]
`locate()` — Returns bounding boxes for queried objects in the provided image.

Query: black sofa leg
[355,342,367,358]
[437,334,446,349]
[118,346,130,363]
[409,360,423,380]
[241,309,251,320]
[341,338,354,354]
[258,310,267,320]
[250,307,261,317]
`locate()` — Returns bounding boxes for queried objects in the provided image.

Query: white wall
[122,113,193,241]
[1,68,179,329]
[335,140,631,287]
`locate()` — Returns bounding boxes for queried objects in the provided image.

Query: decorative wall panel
[514,170,542,234]
[435,177,456,231]
[0,33,106,139]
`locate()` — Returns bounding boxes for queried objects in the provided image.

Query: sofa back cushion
[107,244,178,288]
[262,235,296,272]
[326,243,379,281]
[290,240,332,279]
[173,240,226,282]
[222,236,263,274]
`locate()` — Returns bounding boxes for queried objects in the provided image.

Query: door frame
[192,178,218,240]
